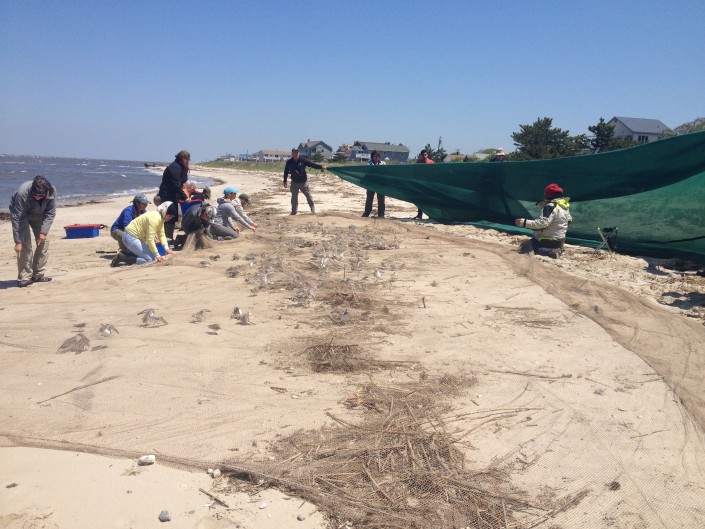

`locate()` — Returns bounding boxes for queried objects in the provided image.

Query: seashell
[212,468,221,478]
[207,468,214,476]
[137,454,155,466]
[259,502,267,509]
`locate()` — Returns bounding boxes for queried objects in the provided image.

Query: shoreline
[0,165,228,216]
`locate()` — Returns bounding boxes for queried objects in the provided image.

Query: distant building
[296,140,334,160]
[347,141,410,163]
[216,153,238,162]
[253,150,290,163]
[608,117,670,143]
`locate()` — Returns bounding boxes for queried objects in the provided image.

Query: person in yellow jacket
[122,201,176,264]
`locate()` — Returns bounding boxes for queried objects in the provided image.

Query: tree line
[422,116,704,162]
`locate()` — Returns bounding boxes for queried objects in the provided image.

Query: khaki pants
[290,181,315,213]
[17,223,49,281]
[111,229,129,253]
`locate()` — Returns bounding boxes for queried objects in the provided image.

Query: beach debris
[138,308,167,327]
[5,483,18,488]
[57,333,90,354]
[199,260,211,268]
[190,309,211,323]
[138,454,156,466]
[36,375,122,405]
[259,502,267,509]
[99,323,119,336]
[198,487,230,508]
[226,266,241,278]
[297,514,306,521]
[212,469,221,479]
[73,322,87,332]
[158,510,171,522]
[210,255,221,261]
[374,269,383,280]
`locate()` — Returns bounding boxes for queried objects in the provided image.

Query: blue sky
[1,0,703,162]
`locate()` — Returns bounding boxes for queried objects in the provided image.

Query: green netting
[329,131,705,261]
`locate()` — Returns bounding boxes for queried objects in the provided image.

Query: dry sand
[1,165,704,529]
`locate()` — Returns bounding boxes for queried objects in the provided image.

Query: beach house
[347,141,410,163]
[608,117,670,143]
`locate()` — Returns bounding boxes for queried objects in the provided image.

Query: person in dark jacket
[362,150,386,218]
[158,149,191,239]
[10,175,56,287]
[283,148,327,215]
[110,194,150,266]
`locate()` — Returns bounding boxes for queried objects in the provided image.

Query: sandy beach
[1,165,704,529]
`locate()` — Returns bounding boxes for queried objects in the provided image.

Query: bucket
[179,200,202,215]
[156,243,166,256]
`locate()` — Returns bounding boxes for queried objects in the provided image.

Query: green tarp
[329,131,705,261]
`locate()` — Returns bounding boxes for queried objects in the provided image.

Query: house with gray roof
[608,117,670,143]
[297,140,333,160]
[349,141,410,163]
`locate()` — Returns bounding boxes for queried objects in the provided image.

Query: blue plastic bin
[64,224,101,238]
[179,200,202,215]
[156,243,166,256]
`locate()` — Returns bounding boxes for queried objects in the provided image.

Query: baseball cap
[134,193,151,204]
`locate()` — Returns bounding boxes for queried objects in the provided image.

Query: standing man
[10,175,56,287]
[158,149,191,240]
[283,148,327,215]
[362,150,386,218]
[414,149,434,219]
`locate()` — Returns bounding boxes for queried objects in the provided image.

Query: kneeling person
[514,184,572,258]
[110,193,150,266]
[122,202,176,264]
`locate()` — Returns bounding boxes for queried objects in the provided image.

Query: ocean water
[0,154,215,211]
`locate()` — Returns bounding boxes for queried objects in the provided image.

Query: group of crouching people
[109,185,256,267]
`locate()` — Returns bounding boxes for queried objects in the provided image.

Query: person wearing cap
[362,150,386,218]
[231,191,257,230]
[122,202,176,264]
[158,149,191,240]
[110,194,151,266]
[189,186,211,201]
[490,148,506,162]
[413,149,434,220]
[212,186,256,239]
[10,175,56,287]
[177,202,219,249]
[283,148,327,215]
[514,184,572,258]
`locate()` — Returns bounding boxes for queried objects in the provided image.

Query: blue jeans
[122,232,156,264]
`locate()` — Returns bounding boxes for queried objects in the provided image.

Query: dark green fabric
[330,131,705,261]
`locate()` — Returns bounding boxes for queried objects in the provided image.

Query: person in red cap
[514,184,572,258]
